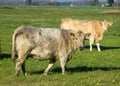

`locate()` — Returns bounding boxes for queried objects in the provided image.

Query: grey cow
[12,26,84,76]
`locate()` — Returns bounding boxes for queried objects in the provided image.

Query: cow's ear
[99,21,104,26]
[69,32,75,38]
[103,20,107,24]
[108,22,113,26]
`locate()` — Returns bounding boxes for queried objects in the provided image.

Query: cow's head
[69,30,85,51]
[101,20,113,32]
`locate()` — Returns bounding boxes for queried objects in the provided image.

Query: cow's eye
[75,38,78,40]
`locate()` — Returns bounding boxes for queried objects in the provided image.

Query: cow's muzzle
[79,46,84,51]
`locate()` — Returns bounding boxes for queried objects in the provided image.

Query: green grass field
[0,6,120,86]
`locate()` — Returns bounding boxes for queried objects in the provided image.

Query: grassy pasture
[0,6,120,86]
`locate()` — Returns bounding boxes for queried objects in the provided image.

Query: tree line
[0,0,119,8]
[25,0,119,7]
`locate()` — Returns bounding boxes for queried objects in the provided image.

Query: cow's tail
[11,26,23,62]
[11,30,17,62]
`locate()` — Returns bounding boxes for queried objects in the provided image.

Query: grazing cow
[12,26,84,76]
[60,18,113,52]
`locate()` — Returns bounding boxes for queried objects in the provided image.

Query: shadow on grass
[100,46,120,50]
[0,7,13,9]
[29,70,44,75]
[85,45,120,51]
[29,66,120,75]
[52,66,120,74]
[67,66,120,72]
[0,54,11,60]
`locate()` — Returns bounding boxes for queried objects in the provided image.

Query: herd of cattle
[11,18,113,76]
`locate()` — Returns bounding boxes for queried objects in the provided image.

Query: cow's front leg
[96,42,101,52]
[60,57,66,75]
[44,60,56,75]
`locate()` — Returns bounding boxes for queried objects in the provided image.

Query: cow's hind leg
[15,42,33,76]
[44,59,56,75]
[22,62,27,76]
[15,53,27,76]
[89,35,95,51]
[15,51,27,76]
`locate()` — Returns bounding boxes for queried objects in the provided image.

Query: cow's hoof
[44,72,48,75]
[24,72,27,76]
[15,73,19,77]
[90,50,92,52]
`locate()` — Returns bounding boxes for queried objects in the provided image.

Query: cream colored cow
[60,18,113,52]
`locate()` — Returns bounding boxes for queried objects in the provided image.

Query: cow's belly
[30,48,53,60]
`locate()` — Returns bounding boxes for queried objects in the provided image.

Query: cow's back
[60,18,91,33]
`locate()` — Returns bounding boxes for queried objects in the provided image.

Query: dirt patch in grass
[101,9,120,13]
